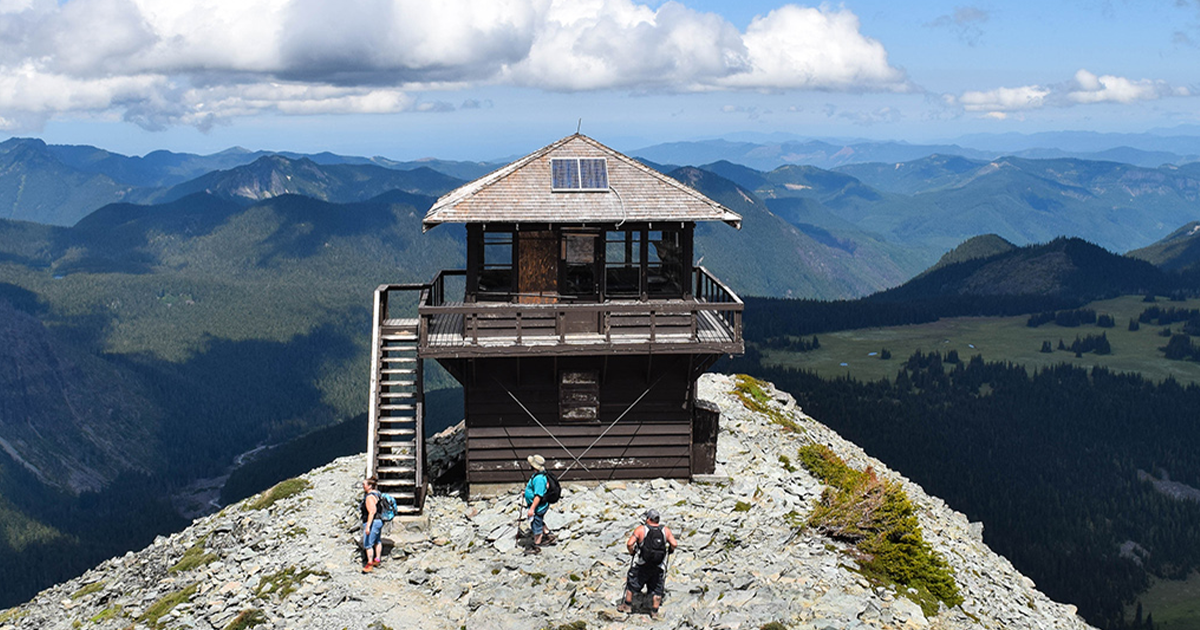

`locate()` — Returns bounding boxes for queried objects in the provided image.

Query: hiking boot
[616,603,631,614]
[542,533,558,545]
[370,559,381,567]
[649,608,660,620]
[361,564,374,573]
[523,545,541,555]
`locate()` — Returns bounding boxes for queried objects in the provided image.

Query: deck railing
[395,267,742,349]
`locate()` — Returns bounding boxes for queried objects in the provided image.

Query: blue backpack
[372,491,397,522]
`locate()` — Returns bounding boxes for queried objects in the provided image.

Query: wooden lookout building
[365,134,743,514]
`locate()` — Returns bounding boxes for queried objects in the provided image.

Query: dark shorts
[626,562,665,597]
[530,511,546,535]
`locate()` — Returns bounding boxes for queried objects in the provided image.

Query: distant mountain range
[634,129,1200,171]
[0,137,497,226]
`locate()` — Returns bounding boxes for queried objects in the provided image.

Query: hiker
[522,454,557,555]
[619,509,678,619]
[360,476,384,573]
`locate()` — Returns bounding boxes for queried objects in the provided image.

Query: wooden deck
[408,300,742,358]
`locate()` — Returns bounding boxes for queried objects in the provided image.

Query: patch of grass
[797,444,962,617]
[761,622,789,630]
[778,454,796,472]
[762,295,1200,386]
[529,571,547,585]
[245,478,311,511]
[89,604,123,623]
[0,608,27,624]
[543,622,587,630]
[733,500,752,512]
[224,609,267,630]
[170,540,218,573]
[136,583,198,629]
[255,566,326,600]
[733,374,804,432]
[1127,570,1200,630]
[70,580,105,600]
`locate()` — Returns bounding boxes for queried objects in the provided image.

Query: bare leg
[618,589,633,613]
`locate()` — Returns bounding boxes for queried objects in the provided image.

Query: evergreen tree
[1041,341,1053,353]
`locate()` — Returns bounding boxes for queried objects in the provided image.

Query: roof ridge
[424,133,741,230]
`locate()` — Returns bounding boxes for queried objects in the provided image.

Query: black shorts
[626,562,665,597]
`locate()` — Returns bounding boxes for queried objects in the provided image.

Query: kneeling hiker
[619,509,678,619]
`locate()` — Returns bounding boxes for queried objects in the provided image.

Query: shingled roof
[422,134,742,231]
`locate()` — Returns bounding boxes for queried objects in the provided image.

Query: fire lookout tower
[365,134,743,514]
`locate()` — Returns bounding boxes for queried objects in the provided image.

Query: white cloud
[0,0,910,130]
[958,85,1051,112]
[717,5,907,91]
[953,69,1190,115]
[1067,69,1187,104]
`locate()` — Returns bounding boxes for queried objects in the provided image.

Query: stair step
[379,380,416,388]
[376,492,417,501]
[380,404,416,411]
[376,465,416,474]
[378,429,416,437]
[381,334,418,342]
[378,452,416,460]
[381,368,417,375]
[382,357,417,363]
[379,391,416,398]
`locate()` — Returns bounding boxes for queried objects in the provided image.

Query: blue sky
[5,0,1198,160]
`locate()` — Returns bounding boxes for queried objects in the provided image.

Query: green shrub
[170,540,218,573]
[245,478,310,511]
[733,501,752,512]
[733,375,803,432]
[70,580,105,600]
[543,622,586,630]
[88,605,122,623]
[255,566,325,600]
[224,609,267,630]
[797,444,962,616]
[137,583,198,628]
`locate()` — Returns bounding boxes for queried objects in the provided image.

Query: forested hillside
[728,353,1200,629]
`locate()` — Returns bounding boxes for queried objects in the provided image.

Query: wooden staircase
[367,287,426,515]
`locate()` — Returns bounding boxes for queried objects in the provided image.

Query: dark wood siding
[455,354,699,483]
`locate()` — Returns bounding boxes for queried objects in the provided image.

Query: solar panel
[579,158,608,190]
[551,158,607,191]
[551,158,579,190]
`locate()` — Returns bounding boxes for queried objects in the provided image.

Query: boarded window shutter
[560,370,599,422]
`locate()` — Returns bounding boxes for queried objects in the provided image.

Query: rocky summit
[0,374,1096,630]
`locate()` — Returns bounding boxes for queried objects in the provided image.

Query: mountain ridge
[0,374,1095,630]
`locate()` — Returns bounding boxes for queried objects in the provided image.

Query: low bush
[797,444,962,616]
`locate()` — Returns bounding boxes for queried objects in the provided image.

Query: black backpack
[540,471,561,505]
[641,524,667,564]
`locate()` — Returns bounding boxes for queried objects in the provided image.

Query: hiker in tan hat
[522,454,559,554]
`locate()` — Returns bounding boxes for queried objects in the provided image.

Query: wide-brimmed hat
[527,454,546,470]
